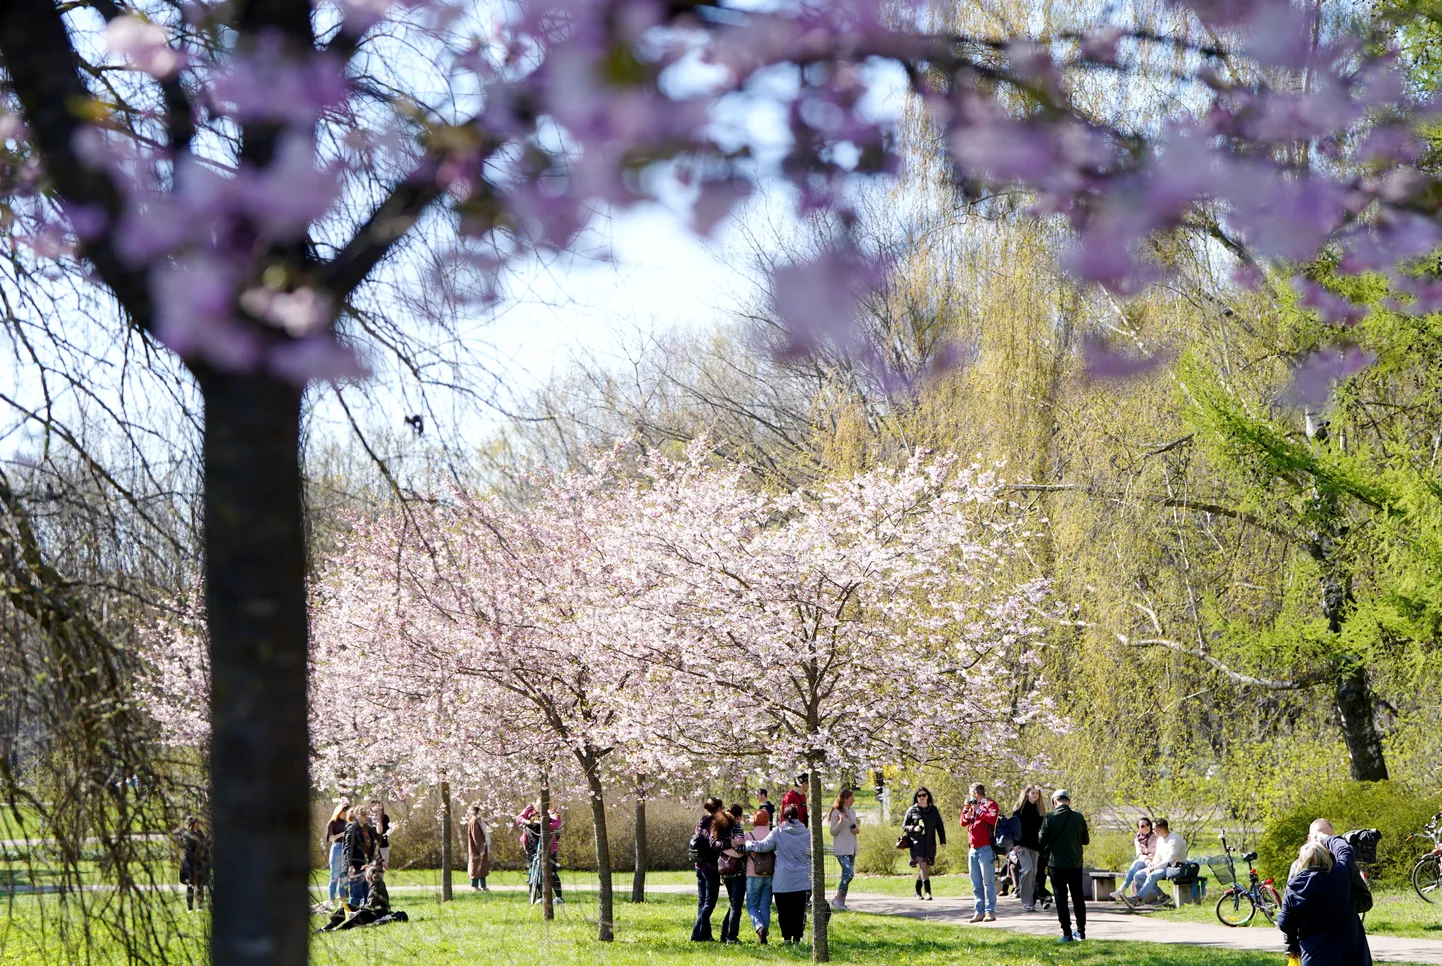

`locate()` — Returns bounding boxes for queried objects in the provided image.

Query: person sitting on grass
[1125,818,1186,906]
[319,866,408,932]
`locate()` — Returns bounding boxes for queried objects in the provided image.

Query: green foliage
[1087,829,1140,874]
[1254,781,1441,882]
[855,823,903,876]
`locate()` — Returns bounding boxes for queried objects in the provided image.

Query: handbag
[895,832,913,851]
[718,849,745,877]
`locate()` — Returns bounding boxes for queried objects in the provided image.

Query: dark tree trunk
[198,371,309,966]
[540,779,555,920]
[440,780,454,901]
[808,765,829,963]
[631,777,647,904]
[1306,412,1388,783]
[581,756,615,940]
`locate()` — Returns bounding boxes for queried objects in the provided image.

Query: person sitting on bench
[1127,818,1187,906]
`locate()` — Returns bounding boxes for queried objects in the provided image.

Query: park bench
[1087,870,1122,901]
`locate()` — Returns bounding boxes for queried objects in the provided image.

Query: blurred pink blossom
[1280,345,1376,409]
[106,16,185,78]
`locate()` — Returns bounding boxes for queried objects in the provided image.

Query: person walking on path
[961,782,1001,922]
[713,804,749,944]
[743,803,813,944]
[745,808,777,943]
[323,802,350,902]
[1039,788,1090,943]
[1111,816,1156,901]
[902,787,946,900]
[829,788,860,911]
[1012,785,1045,912]
[690,797,725,941]
[1275,819,1373,966]
[781,775,809,827]
[176,815,210,912]
[466,805,491,891]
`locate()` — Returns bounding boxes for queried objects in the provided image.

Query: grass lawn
[6,884,1430,966]
[1147,884,1442,941]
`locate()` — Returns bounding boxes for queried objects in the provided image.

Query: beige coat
[467,817,490,879]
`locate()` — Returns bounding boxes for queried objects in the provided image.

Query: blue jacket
[744,819,812,893]
[1275,836,1372,966]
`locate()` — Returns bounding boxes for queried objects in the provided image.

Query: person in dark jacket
[368,800,391,872]
[319,867,407,932]
[1038,789,1090,943]
[343,805,375,907]
[1013,784,1045,912]
[691,797,725,942]
[902,787,946,900]
[1276,824,1373,966]
[711,804,748,944]
[176,815,210,912]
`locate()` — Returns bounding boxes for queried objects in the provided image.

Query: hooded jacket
[744,819,812,893]
[1275,836,1372,966]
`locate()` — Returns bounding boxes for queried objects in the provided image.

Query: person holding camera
[828,787,860,911]
[902,787,946,900]
[961,782,1000,922]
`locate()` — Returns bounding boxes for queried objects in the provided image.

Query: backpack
[687,832,704,864]
[993,815,1020,852]
[752,849,775,876]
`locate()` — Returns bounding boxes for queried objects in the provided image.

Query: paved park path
[843,891,1442,965]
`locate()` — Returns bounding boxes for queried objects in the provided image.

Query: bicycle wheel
[1413,855,1442,903]
[1256,884,1282,923]
[1216,888,1257,926]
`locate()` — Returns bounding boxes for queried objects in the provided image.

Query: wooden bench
[0,868,66,893]
[1164,876,1208,907]
[1087,870,1122,901]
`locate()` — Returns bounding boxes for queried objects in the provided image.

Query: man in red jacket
[780,774,809,826]
[961,782,1000,922]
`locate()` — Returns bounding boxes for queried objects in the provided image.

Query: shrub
[1255,780,1440,883]
[855,824,902,876]
[1086,829,1138,873]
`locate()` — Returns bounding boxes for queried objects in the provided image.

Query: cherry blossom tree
[613,448,1053,960]
[5,1,1442,963]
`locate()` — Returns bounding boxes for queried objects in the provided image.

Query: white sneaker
[1109,889,1124,900]
[830,898,846,912]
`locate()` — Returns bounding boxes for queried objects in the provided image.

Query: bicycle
[1408,812,1442,904]
[1208,832,1281,927]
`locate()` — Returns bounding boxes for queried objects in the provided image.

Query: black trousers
[720,874,746,942]
[692,866,720,941]
[1050,866,1086,938]
[774,889,810,942]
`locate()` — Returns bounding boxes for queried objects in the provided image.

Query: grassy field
[1147,884,1442,941]
[5,884,1431,966]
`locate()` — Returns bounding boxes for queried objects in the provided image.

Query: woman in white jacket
[828,788,859,911]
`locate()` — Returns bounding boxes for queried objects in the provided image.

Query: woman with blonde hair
[1012,785,1045,912]
[323,802,351,902]
[1276,833,1371,966]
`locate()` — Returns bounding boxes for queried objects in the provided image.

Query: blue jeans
[1136,867,1169,902]
[328,842,345,901]
[692,865,720,941]
[746,875,773,931]
[1121,858,1147,893]
[836,853,855,896]
[969,844,997,914]
[348,873,369,907]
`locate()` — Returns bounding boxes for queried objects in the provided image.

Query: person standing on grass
[1012,785,1045,912]
[745,808,777,944]
[756,787,776,824]
[1111,816,1156,901]
[323,802,350,902]
[829,787,860,911]
[176,815,210,912]
[517,803,564,904]
[902,787,946,900]
[1038,788,1089,943]
[781,774,809,826]
[743,803,813,944]
[690,797,725,942]
[713,804,749,944]
[961,782,1000,922]
[369,800,391,872]
[343,804,374,908]
[466,804,491,892]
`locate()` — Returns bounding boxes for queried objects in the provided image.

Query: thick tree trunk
[540,780,555,920]
[1333,660,1388,781]
[632,778,647,904]
[198,372,309,966]
[809,766,829,963]
[440,780,454,901]
[582,757,615,940]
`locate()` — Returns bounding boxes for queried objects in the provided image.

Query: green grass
[7,885,1430,966]
[1148,884,1442,941]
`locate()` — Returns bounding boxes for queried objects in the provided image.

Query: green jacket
[1038,805,1089,869]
